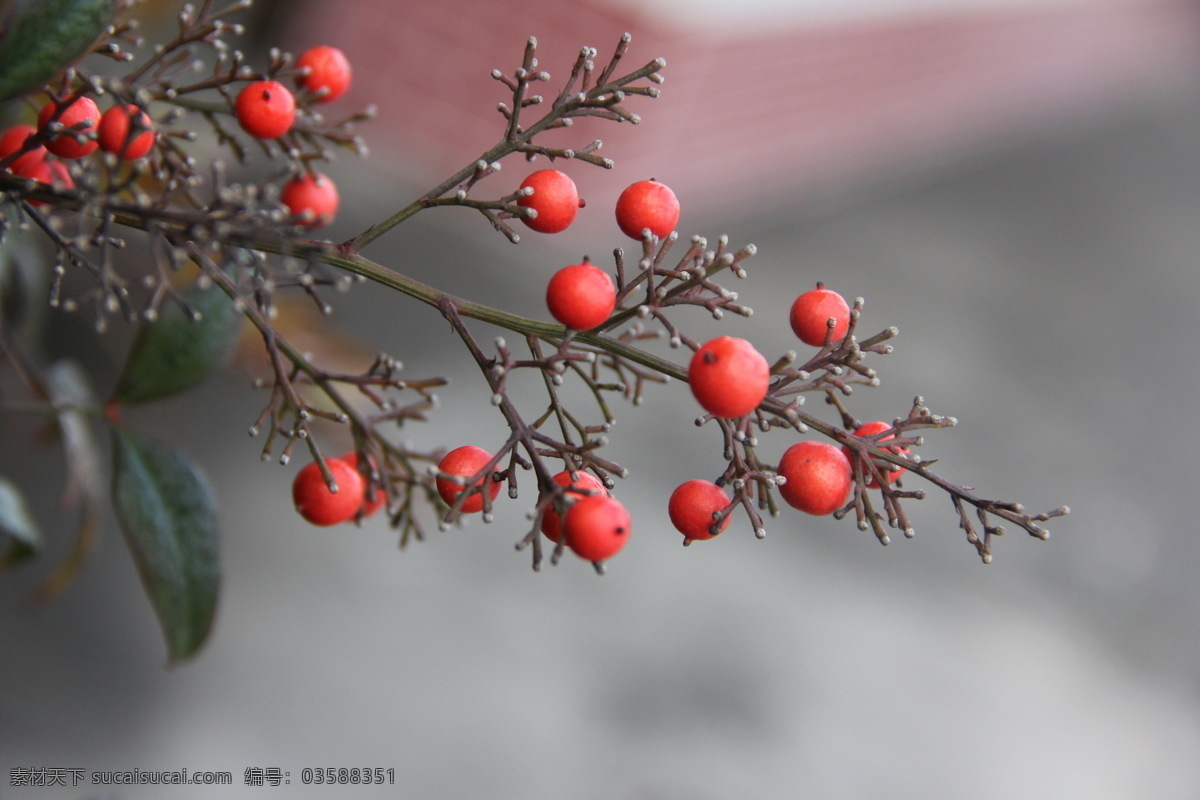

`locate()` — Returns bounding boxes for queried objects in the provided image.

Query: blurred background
[4,0,1200,797]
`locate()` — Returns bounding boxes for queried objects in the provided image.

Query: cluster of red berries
[668,270,907,542]
[233,45,351,230]
[516,169,680,241]
[530,173,679,331]
[431,447,630,564]
[4,44,351,228]
[291,443,631,565]
[286,170,908,561]
[283,172,679,563]
[2,96,158,199]
[538,470,628,562]
[234,44,352,139]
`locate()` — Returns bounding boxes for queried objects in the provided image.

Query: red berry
[0,124,47,173]
[615,179,679,240]
[563,494,631,562]
[790,283,851,347]
[37,96,100,159]
[235,80,296,140]
[97,104,155,160]
[292,456,366,526]
[546,262,617,331]
[777,441,853,516]
[541,469,607,544]
[342,452,385,518]
[296,45,352,102]
[280,172,339,229]
[436,445,501,514]
[688,336,770,418]
[843,421,909,488]
[14,157,73,206]
[517,169,580,233]
[668,479,731,543]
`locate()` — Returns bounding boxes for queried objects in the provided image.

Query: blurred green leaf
[0,231,50,343]
[0,475,40,568]
[110,427,219,664]
[0,236,20,330]
[45,359,103,496]
[0,0,118,100]
[111,281,240,405]
[33,360,105,599]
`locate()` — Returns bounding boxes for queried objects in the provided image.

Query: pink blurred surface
[274,0,1200,217]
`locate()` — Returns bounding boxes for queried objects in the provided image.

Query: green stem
[314,242,688,380]
[60,184,681,380]
[341,141,511,254]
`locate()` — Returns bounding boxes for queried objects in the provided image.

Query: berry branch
[342,35,664,253]
[0,0,1067,660]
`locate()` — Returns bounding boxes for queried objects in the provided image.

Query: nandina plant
[0,0,1068,663]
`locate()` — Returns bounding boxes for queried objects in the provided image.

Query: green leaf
[111,281,240,405]
[0,0,118,100]
[0,230,51,343]
[45,359,103,491]
[35,360,105,599]
[110,427,219,664]
[0,475,40,568]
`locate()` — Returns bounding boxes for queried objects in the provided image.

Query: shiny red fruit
[292,457,366,526]
[790,283,851,347]
[13,157,73,206]
[280,172,339,229]
[615,179,679,240]
[564,494,631,562]
[777,441,853,516]
[541,469,607,544]
[517,169,580,233]
[296,45,352,102]
[0,124,47,173]
[37,96,100,159]
[546,262,617,331]
[98,104,155,160]
[688,336,770,418]
[436,445,501,514]
[668,479,731,543]
[235,80,296,140]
